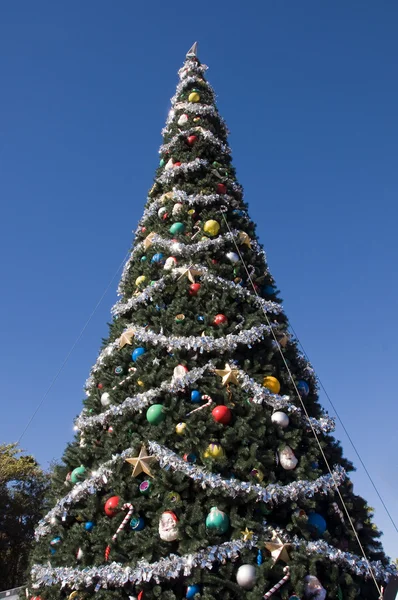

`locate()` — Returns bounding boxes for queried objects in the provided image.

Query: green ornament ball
[146,404,165,425]
[169,222,185,235]
[70,465,87,484]
[205,506,229,533]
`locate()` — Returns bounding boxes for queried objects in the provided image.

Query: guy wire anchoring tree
[29,43,396,600]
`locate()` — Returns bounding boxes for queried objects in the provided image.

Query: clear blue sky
[0,1,397,560]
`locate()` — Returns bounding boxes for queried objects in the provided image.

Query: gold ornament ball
[263,376,281,394]
[204,443,225,459]
[137,379,144,387]
[135,275,146,287]
[188,91,200,103]
[203,220,220,237]
[175,422,187,435]
[193,116,201,122]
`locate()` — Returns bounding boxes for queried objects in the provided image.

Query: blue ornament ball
[132,347,146,362]
[263,285,276,295]
[130,516,145,531]
[151,252,164,264]
[84,521,94,531]
[307,512,327,535]
[197,315,204,323]
[50,547,56,555]
[140,255,147,262]
[190,390,202,403]
[297,380,310,397]
[50,536,62,546]
[186,584,201,598]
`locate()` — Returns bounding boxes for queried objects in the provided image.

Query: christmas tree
[29,43,396,600]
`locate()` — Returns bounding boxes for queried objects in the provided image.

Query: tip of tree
[186,42,198,58]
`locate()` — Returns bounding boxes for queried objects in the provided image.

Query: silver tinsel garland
[157,158,209,184]
[112,263,282,318]
[34,447,137,539]
[31,538,256,590]
[166,102,226,127]
[159,126,231,156]
[149,441,346,503]
[178,59,208,79]
[78,364,209,429]
[170,75,216,107]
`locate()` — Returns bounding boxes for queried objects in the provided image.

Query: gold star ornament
[215,363,240,386]
[264,531,292,564]
[241,527,254,541]
[125,445,157,478]
[176,265,202,283]
[119,329,135,348]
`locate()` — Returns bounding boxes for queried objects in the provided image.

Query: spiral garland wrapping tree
[29,43,395,600]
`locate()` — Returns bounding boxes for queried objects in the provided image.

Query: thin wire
[17,250,131,445]
[220,210,382,597]
[289,322,398,536]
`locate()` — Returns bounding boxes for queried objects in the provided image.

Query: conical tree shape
[29,46,395,600]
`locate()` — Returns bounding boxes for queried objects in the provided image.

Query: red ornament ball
[217,183,227,194]
[189,283,201,296]
[213,314,228,326]
[211,259,218,264]
[187,135,198,146]
[174,161,182,167]
[141,226,146,232]
[212,405,232,425]
[104,496,120,517]
[97,383,103,389]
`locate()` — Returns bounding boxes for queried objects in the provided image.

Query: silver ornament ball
[100,392,111,407]
[236,564,257,589]
[271,411,290,428]
[226,251,240,263]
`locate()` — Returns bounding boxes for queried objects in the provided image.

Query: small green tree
[0,443,49,590]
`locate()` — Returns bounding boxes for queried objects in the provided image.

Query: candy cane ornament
[263,566,290,599]
[105,503,134,561]
[186,395,213,416]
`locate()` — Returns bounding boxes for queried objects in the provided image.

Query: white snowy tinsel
[159,127,230,156]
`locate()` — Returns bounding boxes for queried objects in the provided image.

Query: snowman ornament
[159,510,179,541]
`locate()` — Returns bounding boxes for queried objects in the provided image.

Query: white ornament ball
[236,564,257,590]
[278,446,298,470]
[158,207,168,219]
[271,411,290,428]
[165,158,174,170]
[178,113,189,125]
[173,364,188,380]
[172,202,184,216]
[164,256,177,270]
[226,251,240,263]
[101,392,111,407]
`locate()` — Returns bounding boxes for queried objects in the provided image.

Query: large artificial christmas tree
[29,44,396,600]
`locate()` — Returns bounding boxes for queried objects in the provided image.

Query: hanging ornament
[271,411,290,428]
[76,547,84,561]
[104,496,121,517]
[307,512,327,536]
[332,501,345,524]
[139,480,152,495]
[125,445,156,477]
[189,282,201,296]
[250,468,264,482]
[241,527,254,541]
[175,422,187,435]
[238,231,251,247]
[263,284,276,295]
[135,275,146,287]
[190,390,202,403]
[265,530,292,563]
[85,521,94,531]
[236,564,257,590]
[173,364,188,379]
[165,158,174,169]
[50,536,62,546]
[174,161,182,167]
[164,256,177,270]
[105,502,134,561]
[186,135,198,146]
[289,596,301,600]
[158,207,168,219]
[159,510,179,541]
[132,347,146,362]
[203,219,220,237]
[297,380,310,397]
[212,405,232,425]
[215,363,240,385]
[119,329,135,348]
[169,222,185,235]
[213,314,228,326]
[203,443,225,459]
[175,313,185,323]
[304,575,326,600]
[70,465,86,484]
[188,91,200,102]
[225,251,240,263]
[183,452,197,463]
[186,394,213,416]
[101,392,112,407]
[151,252,165,264]
[205,507,229,533]
[257,549,263,565]
[263,567,291,599]
[172,202,184,216]
[263,376,281,394]
[178,113,189,125]
[146,404,165,425]
[217,183,227,194]
[114,366,123,375]
[186,584,201,598]
[130,516,145,531]
[177,265,203,282]
[278,446,298,470]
